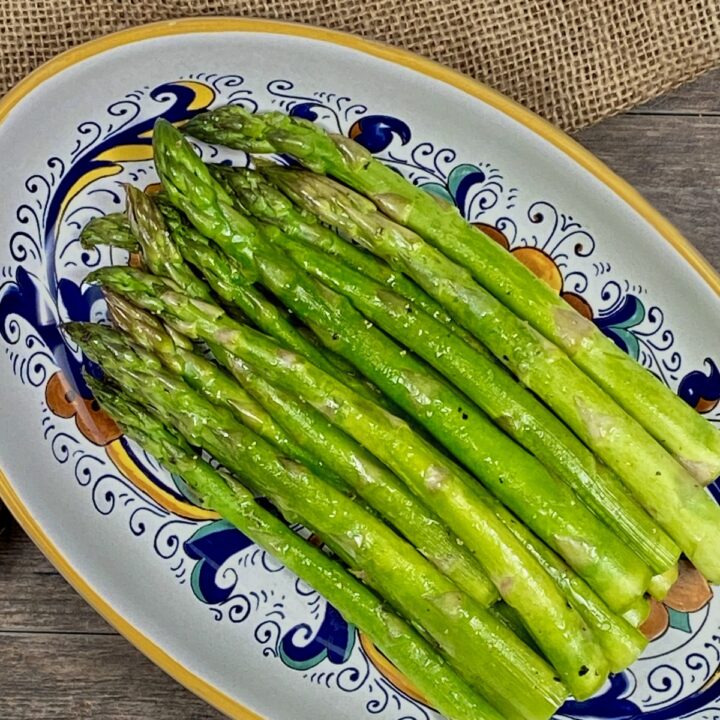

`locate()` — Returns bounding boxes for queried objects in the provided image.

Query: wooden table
[1,66,719,719]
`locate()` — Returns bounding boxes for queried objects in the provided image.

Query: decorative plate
[1,18,718,720]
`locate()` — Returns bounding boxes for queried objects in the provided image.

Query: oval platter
[0,18,719,720]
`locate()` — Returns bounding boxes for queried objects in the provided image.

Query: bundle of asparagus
[69,111,720,720]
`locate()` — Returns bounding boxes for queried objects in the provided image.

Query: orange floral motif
[475,223,594,319]
[45,370,121,446]
[641,559,714,641]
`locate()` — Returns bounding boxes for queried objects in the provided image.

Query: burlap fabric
[1,1,719,131]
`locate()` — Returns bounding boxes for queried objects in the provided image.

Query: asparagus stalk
[266,166,720,583]
[154,194,397,414]
[79,212,138,252]
[294,323,365,378]
[623,597,652,629]
[185,106,720,485]
[212,260,646,667]
[125,185,213,300]
[223,223,649,665]
[152,120,653,613]
[484,496,648,672]
[648,564,679,602]
[85,378,504,720]
[212,342,501,608]
[85,266,608,700]
[236,220,653,611]
[111,296,528,639]
[213,164,483,350]
[80,213,140,252]
[262,221,679,575]
[108,292,499,609]
[71,322,567,719]
[215,328,644,669]
[105,291,344,487]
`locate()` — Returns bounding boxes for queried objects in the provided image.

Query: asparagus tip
[61,321,94,345]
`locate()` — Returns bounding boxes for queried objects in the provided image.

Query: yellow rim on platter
[1,17,718,720]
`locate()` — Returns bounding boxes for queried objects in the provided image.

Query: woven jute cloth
[1,1,719,131]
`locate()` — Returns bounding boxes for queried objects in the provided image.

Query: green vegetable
[186,106,720,485]
[154,191,397,414]
[648,564,679,602]
[105,291,341,487]
[71,321,567,720]
[84,265,608,700]
[85,376,504,720]
[79,212,138,252]
[151,121,651,615]
[125,185,213,300]
[108,292,499,609]
[485,495,648,672]
[622,596,652,628]
[262,217,678,576]
[213,164,482,350]
[265,165,720,584]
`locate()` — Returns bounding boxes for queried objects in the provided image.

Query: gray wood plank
[0,632,222,719]
[0,523,111,634]
[575,115,720,269]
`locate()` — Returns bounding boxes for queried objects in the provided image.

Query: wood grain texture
[0,633,219,719]
[576,115,720,268]
[0,524,110,634]
[1,65,719,720]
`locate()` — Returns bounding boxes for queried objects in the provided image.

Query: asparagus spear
[79,212,138,252]
[213,164,483,349]
[153,194,397,414]
[214,221,648,665]
[215,166,674,579]
[294,323,365,378]
[185,106,720,485]
[622,596,652,629]
[85,266,608,700]
[214,335,645,671]
[85,378,503,720]
[71,323,567,718]
[648,564,679,602]
[222,165,680,578]
[87,186,396,421]
[111,295,529,640]
[485,496,648,672]
[107,292,499,609]
[266,166,720,583]
[240,221,653,611]
[105,291,344,487]
[261,221,679,575]
[152,120,653,612]
[212,270,646,666]
[125,185,213,300]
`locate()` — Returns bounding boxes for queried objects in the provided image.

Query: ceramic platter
[1,18,718,720]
